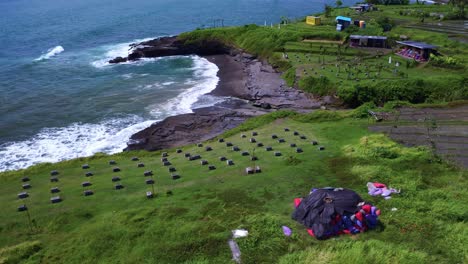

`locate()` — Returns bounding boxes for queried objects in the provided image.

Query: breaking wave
[0,116,157,172]
[34,45,64,61]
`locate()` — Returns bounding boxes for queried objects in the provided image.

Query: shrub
[344,25,360,34]
[0,241,42,264]
[282,67,296,87]
[429,54,464,69]
[351,102,377,118]
[336,77,467,107]
[298,76,334,96]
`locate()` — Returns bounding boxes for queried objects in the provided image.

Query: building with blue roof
[335,16,352,31]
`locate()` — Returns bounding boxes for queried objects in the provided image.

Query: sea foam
[91,37,163,68]
[0,53,221,172]
[34,46,64,61]
[149,55,221,116]
[0,116,156,172]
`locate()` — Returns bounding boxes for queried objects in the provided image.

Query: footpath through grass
[1,112,466,263]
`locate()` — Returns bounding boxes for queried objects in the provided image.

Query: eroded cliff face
[109,36,230,64]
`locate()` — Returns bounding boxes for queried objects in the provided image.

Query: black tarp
[292,188,363,239]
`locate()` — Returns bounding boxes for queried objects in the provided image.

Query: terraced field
[369,104,468,168]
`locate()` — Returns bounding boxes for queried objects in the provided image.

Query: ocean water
[0,0,355,172]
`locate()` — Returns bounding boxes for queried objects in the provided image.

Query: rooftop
[396,41,437,49]
[336,16,352,22]
[350,35,387,40]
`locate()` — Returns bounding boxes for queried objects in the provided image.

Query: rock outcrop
[109,36,230,63]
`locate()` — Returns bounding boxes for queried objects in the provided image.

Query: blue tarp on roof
[336,16,352,22]
[396,41,437,49]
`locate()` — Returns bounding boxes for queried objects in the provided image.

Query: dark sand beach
[121,38,323,151]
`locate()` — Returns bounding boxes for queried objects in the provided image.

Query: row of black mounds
[18,196,62,210]
[245,166,262,174]
[22,183,31,189]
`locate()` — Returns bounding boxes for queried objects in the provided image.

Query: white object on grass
[232,229,249,238]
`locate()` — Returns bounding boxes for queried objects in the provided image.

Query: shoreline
[123,37,323,151]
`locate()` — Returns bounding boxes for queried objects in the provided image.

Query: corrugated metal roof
[336,16,352,22]
[396,41,437,49]
[350,35,387,40]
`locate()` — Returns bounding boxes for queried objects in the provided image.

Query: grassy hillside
[1,111,467,263]
[179,4,468,107]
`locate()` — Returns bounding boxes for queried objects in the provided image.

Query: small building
[350,4,373,12]
[359,4,373,11]
[396,41,437,61]
[350,35,388,48]
[349,6,364,12]
[336,16,352,31]
[306,16,321,26]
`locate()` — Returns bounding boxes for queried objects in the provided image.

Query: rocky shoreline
[113,36,323,151]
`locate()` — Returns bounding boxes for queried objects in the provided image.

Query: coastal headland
[111,36,323,151]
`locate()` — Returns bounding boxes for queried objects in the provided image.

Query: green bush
[337,77,467,107]
[351,102,377,118]
[282,67,296,87]
[429,54,464,69]
[269,54,292,71]
[0,241,42,264]
[298,76,334,95]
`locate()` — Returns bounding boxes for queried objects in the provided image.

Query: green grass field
[1,112,467,263]
[1,4,467,264]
